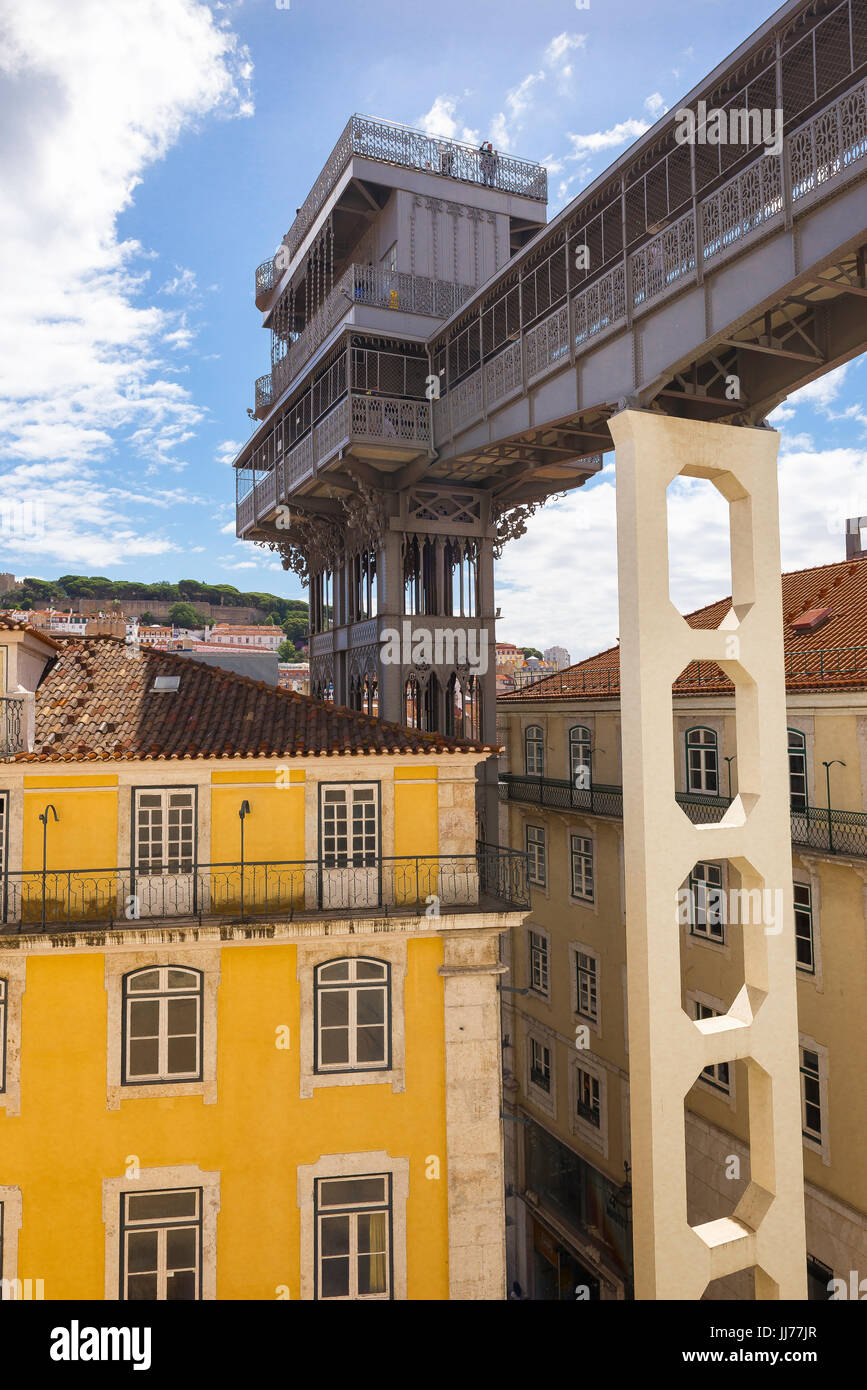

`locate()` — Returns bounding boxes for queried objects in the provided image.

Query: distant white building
[543,645,571,670]
[205,623,282,651]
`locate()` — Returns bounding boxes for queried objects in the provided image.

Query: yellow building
[498,555,867,1300]
[0,621,528,1300]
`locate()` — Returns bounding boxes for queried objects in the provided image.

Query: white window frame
[568,725,592,786]
[297,939,407,1097]
[315,1173,392,1301]
[123,965,202,1084]
[524,725,544,776]
[297,1152,409,1301]
[687,861,725,944]
[686,726,719,794]
[102,1166,220,1301]
[793,879,816,975]
[528,927,550,997]
[0,958,24,1116]
[788,728,809,809]
[691,995,733,1100]
[105,950,220,1109]
[571,943,600,1028]
[526,823,546,888]
[530,1037,551,1093]
[570,833,594,903]
[120,1187,202,1302]
[570,1054,607,1155]
[799,1036,830,1164]
[314,957,390,1073]
[525,1025,556,1118]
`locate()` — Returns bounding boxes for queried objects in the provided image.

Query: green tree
[168,602,209,630]
[521,647,543,660]
[277,638,300,662]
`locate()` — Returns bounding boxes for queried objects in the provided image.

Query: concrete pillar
[610,410,807,1299]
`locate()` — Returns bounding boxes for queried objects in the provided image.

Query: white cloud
[216,439,242,465]
[644,92,667,118]
[566,118,650,158]
[544,33,587,66]
[415,95,477,145]
[0,0,252,565]
[160,266,198,297]
[493,440,867,660]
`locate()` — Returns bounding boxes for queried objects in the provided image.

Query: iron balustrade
[284,114,547,263]
[431,71,867,438]
[0,844,529,934]
[499,773,867,859]
[0,694,26,756]
[255,258,276,303]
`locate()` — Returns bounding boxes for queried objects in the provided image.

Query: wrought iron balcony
[0,693,28,756]
[285,113,547,263]
[499,773,867,861]
[236,393,431,536]
[269,264,473,408]
[254,373,273,418]
[0,843,529,934]
[255,257,276,308]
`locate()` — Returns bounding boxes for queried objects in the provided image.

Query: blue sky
[1,0,865,660]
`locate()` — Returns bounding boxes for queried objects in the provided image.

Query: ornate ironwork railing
[285,114,547,261]
[270,265,472,407]
[0,844,530,934]
[431,68,867,443]
[0,694,26,756]
[255,257,276,303]
[499,773,867,860]
[255,374,273,414]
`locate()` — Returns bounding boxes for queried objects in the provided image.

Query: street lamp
[822,761,845,852]
[239,801,251,920]
[38,804,58,931]
[724,755,736,802]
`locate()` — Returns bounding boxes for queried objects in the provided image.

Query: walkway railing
[432,76,867,446]
[0,844,529,933]
[500,773,867,859]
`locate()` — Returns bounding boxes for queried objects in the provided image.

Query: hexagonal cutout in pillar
[667,474,732,620]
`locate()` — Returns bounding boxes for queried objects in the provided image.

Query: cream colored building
[498,553,867,1300]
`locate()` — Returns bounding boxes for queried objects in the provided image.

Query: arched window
[525,725,544,776]
[405,675,421,729]
[122,966,203,1084]
[315,958,390,1071]
[686,727,718,794]
[569,725,592,788]
[788,728,808,809]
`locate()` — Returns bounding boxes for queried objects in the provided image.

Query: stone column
[438,924,509,1299]
[610,409,807,1299]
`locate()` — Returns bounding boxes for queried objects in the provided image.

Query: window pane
[321,1256,350,1299]
[319,961,350,982]
[167,969,198,990]
[128,1038,159,1077]
[167,1035,197,1074]
[320,1028,350,1065]
[320,991,349,1026]
[356,988,385,1025]
[128,970,160,993]
[129,999,159,1037]
[166,1226,197,1270]
[167,1269,197,1301]
[127,1273,159,1300]
[357,1026,386,1064]
[127,1230,158,1273]
[321,1214,350,1255]
[319,1177,387,1207]
[127,1190,198,1222]
[167,997,198,1036]
[355,960,386,980]
[357,1212,388,1295]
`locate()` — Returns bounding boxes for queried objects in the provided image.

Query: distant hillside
[0,575,308,624]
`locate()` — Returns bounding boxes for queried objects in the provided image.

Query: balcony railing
[270,264,473,407]
[285,113,547,262]
[0,693,28,756]
[255,373,273,415]
[0,843,529,934]
[238,392,430,533]
[255,257,276,307]
[500,773,867,860]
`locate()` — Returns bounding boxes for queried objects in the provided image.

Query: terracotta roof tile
[501,555,867,702]
[10,640,493,761]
